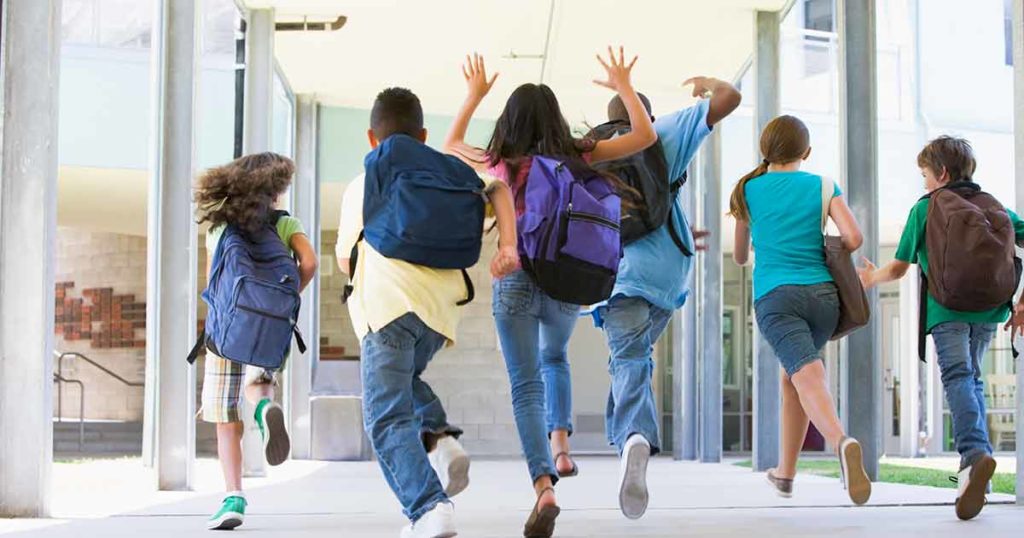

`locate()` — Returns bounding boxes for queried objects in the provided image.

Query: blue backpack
[343,134,485,304]
[518,156,622,305]
[187,211,306,369]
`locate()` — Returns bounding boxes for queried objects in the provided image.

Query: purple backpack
[518,156,622,305]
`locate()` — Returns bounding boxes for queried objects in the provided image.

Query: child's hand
[683,76,717,99]
[692,228,710,252]
[857,257,877,289]
[1003,302,1024,341]
[490,245,520,279]
[593,46,638,94]
[462,53,498,101]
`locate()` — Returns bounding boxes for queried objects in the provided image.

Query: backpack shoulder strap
[341,230,364,304]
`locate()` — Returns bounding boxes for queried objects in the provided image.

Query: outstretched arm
[444,53,498,168]
[858,258,909,290]
[590,46,657,163]
[683,76,742,127]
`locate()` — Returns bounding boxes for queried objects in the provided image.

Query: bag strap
[341,230,364,304]
[820,176,834,234]
[666,216,694,258]
[186,329,206,364]
[456,269,475,306]
[918,269,928,362]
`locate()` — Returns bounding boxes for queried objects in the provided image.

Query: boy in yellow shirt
[336,87,517,538]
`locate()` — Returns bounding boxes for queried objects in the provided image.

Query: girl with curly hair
[194,152,318,530]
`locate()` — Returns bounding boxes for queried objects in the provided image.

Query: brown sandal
[523,487,560,538]
[554,452,579,478]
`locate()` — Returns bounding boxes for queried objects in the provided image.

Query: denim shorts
[754,283,839,377]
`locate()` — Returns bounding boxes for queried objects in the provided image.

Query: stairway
[53,420,219,458]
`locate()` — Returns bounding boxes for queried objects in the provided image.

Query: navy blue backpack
[187,211,306,369]
[343,134,485,304]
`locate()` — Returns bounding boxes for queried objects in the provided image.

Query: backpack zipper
[237,304,293,323]
[567,202,620,230]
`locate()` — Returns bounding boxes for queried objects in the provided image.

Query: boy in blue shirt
[592,78,740,519]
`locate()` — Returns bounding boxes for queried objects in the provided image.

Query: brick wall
[53,228,147,421]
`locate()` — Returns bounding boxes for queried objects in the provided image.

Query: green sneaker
[254,398,290,466]
[208,495,246,530]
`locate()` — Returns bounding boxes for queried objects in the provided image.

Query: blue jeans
[492,270,580,484]
[931,321,995,470]
[596,295,673,455]
[360,313,461,522]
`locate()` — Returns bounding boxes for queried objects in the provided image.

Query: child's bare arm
[858,258,909,290]
[289,233,319,292]
[829,196,864,252]
[733,220,751,265]
[590,47,657,163]
[485,181,519,278]
[683,76,742,127]
[444,53,497,166]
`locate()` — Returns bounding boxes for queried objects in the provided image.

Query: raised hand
[593,46,638,94]
[683,76,717,99]
[462,52,499,101]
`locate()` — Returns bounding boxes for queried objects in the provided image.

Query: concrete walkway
[1,457,1020,537]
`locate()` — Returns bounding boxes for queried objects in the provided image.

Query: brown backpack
[917,181,1021,359]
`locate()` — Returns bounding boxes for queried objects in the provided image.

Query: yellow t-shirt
[336,174,497,345]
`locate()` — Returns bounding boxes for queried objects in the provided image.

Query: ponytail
[728,159,769,222]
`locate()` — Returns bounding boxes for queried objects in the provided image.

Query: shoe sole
[956,456,996,521]
[619,442,650,520]
[523,505,560,538]
[765,474,793,498]
[263,404,291,466]
[445,453,471,498]
[207,512,243,530]
[840,440,871,505]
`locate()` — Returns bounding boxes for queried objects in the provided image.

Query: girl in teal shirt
[731,115,870,505]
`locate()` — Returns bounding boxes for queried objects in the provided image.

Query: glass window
[803,0,835,36]
[204,0,239,55]
[1005,0,1014,66]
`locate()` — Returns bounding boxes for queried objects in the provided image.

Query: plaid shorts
[200,352,277,423]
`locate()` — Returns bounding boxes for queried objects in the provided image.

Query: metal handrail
[53,350,144,450]
[55,351,144,387]
[52,373,85,451]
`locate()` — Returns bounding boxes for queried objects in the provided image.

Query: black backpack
[589,120,691,255]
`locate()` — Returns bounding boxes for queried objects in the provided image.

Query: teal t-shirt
[745,171,841,300]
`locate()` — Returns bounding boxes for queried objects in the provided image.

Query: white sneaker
[837,436,871,505]
[618,434,651,520]
[400,502,457,538]
[955,455,996,521]
[428,436,470,498]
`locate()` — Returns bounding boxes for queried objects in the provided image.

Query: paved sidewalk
[0,457,1019,537]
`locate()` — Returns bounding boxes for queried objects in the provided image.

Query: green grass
[734,459,1016,495]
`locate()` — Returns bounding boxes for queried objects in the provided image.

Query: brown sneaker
[955,455,996,521]
[838,437,871,505]
[766,468,794,498]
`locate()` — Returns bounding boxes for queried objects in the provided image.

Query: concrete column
[674,163,699,460]
[286,94,320,460]
[241,7,275,477]
[0,0,61,517]
[837,0,881,480]
[698,129,723,463]
[1012,0,1023,505]
[751,9,782,473]
[145,0,200,491]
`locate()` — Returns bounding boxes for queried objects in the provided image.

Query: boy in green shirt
[860,136,1024,521]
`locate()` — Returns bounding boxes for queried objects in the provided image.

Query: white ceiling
[254,0,789,122]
